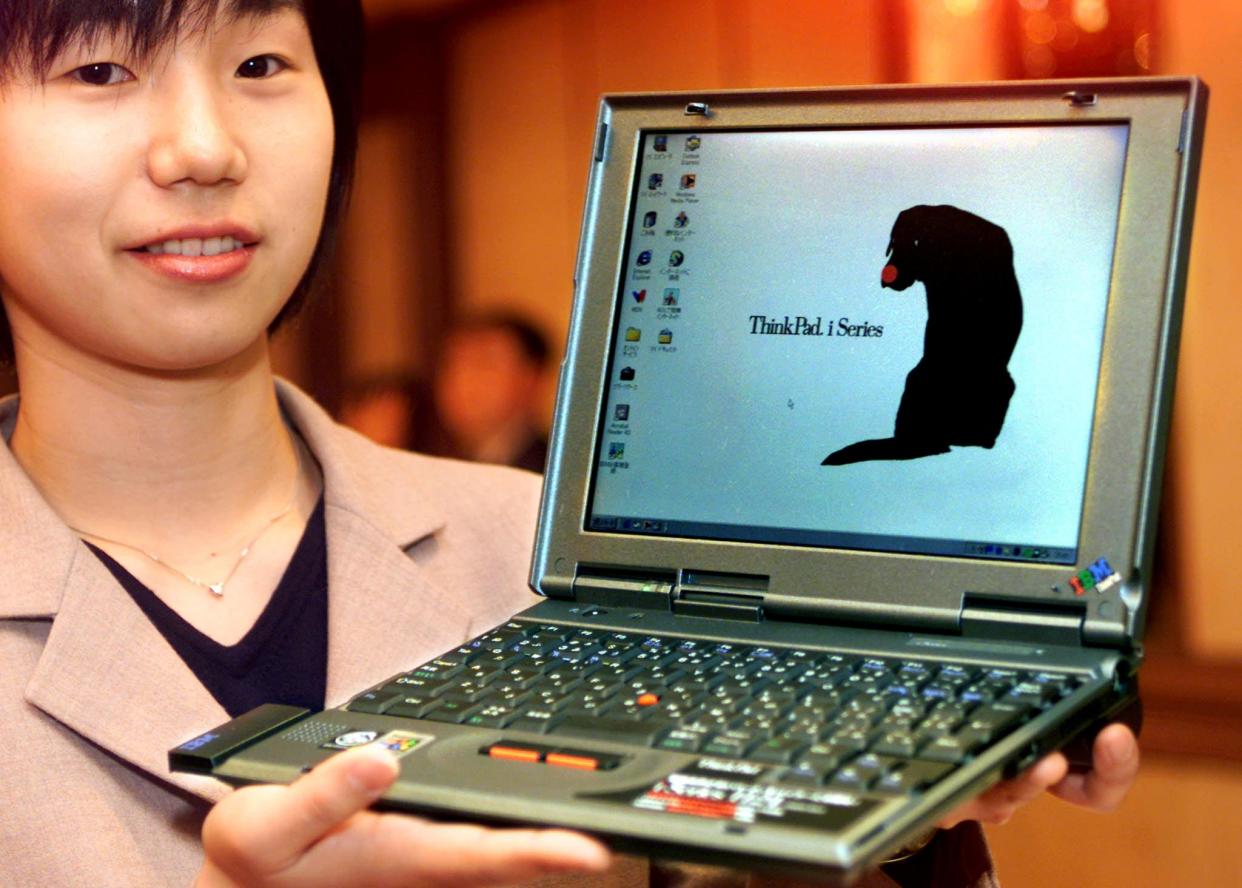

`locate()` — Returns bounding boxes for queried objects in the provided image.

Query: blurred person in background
[432,312,551,472]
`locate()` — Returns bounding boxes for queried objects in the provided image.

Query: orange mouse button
[489,745,541,763]
[546,753,600,770]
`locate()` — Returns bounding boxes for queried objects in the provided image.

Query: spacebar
[548,716,667,746]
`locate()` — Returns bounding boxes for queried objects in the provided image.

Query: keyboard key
[656,729,711,753]
[776,763,825,786]
[408,661,465,680]
[875,759,954,794]
[506,712,564,734]
[464,705,520,728]
[702,736,757,758]
[749,737,808,765]
[386,695,441,719]
[347,690,400,714]
[829,754,892,791]
[968,702,1031,739]
[872,731,920,758]
[823,727,872,751]
[421,697,485,724]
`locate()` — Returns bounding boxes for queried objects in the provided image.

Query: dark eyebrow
[0,0,304,83]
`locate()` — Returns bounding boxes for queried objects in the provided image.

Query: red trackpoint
[881,264,898,285]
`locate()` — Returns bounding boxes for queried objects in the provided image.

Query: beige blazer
[0,381,990,888]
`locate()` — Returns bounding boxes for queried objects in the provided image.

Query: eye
[236,54,288,79]
[71,62,134,86]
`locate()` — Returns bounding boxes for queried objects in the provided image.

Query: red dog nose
[881,264,899,285]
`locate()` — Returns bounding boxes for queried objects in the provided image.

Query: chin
[106,331,270,376]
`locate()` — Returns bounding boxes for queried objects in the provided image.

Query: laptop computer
[171,77,1206,882]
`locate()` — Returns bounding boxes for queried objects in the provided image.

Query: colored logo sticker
[1068,557,1121,596]
[373,730,434,758]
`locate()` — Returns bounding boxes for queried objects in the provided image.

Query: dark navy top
[87,495,328,718]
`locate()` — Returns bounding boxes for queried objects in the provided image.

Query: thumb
[206,745,400,878]
[281,745,400,854]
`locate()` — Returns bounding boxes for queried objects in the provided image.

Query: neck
[9,336,300,553]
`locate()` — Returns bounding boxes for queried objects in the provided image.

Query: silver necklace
[69,445,304,597]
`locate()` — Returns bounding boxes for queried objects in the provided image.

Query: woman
[0,2,1139,886]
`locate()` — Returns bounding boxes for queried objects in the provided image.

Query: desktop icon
[625,327,642,342]
[637,250,652,266]
[680,173,696,190]
[632,289,647,303]
[658,329,673,345]
[615,404,630,421]
[674,211,689,228]
[669,250,685,267]
[643,211,658,228]
[686,135,701,151]
[647,173,663,190]
[653,135,668,152]
[619,366,635,381]
[662,288,679,305]
[608,442,626,460]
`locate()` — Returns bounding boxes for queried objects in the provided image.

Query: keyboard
[346,621,1080,792]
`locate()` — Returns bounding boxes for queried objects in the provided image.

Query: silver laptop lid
[533,78,1206,650]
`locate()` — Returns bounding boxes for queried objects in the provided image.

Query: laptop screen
[585,124,1129,566]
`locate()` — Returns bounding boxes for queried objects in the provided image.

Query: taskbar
[586,514,1075,565]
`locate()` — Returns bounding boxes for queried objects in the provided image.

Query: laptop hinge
[571,567,675,610]
[571,567,768,621]
[672,569,767,622]
[960,594,1086,647]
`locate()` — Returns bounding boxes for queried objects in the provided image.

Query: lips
[124,223,261,252]
[123,223,260,283]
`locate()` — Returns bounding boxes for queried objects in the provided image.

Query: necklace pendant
[208,583,224,597]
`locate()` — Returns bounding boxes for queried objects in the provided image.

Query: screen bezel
[532,79,1205,648]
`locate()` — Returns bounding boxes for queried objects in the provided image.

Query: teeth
[145,236,245,255]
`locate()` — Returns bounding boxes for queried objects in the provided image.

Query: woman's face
[0,8,333,373]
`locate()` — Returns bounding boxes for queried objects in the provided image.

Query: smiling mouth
[135,236,254,257]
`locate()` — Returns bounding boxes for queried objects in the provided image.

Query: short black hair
[0,0,364,365]
[457,311,552,370]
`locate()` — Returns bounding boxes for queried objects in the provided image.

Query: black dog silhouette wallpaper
[824,205,1023,466]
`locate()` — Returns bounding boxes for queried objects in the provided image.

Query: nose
[146,71,247,189]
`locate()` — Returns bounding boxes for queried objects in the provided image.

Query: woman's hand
[938,722,1140,828]
[195,745,611,888]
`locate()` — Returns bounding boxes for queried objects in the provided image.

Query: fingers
[202,745,399,880]
[287,814,611,888]
[1049,723,1139,812]
[937,752,1068,829]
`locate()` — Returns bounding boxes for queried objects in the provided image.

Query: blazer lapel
[277,381,480,706]
[2,397,228,803]
[320,506,478,707]
[22,543,232,804]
